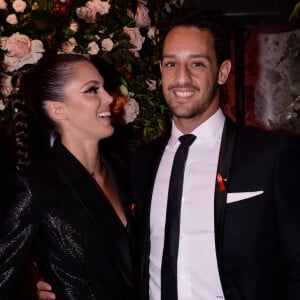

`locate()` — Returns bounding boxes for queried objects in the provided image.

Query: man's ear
[46,101,67,121]
[218,60,231,85]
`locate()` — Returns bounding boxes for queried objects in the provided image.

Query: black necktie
[161,134,196,300]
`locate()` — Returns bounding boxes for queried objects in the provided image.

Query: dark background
[187,0,298,30]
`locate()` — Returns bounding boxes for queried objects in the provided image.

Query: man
[130,8,300,300]
[37,8,300,300]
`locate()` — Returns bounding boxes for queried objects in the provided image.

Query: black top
[0,140,136,299]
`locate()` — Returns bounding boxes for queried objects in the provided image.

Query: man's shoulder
[130,134,169,174]
[232,121,300,152]
[134,134,169,156]
[237,122,297,138]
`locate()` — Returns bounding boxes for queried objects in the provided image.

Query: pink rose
[76,0,110,23]
[1,33,44,71]
[0,0,7,10]
[101,38,113,51]
[1,33,31,59]
[69,22,79,32]
[59,37,77,54]
[6,14,18,25]
[88,41,100,55]
[12,0,26,12]
[96,0,110,15]
[135,4,151,27]
[123,27,145,54]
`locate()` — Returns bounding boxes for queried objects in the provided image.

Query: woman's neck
[61,136,101,175]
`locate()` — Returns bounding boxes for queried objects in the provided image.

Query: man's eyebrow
[162,54,211,62]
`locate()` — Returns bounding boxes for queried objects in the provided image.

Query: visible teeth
[175,91,194,97]
[97,112,111,118]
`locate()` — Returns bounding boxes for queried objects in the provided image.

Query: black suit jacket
[130,117,300,300]
[0,140,135,300]
[0,141,15,220]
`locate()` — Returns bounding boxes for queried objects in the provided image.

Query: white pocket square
[227,191,264,204]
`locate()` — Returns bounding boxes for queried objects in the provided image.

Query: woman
[0,54,135,299]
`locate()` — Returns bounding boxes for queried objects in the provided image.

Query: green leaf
[290,1,300,20]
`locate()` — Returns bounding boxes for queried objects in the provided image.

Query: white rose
[123,26,145,54]
[12,0,26,12]
[76,7,89,21]
[6,14,18,25]
[31,1,39,10]
[0,73,12,97]
[88,41,100,55]
[146,79,156,91]
[101,38,113,51]
[147,26,156,40]
[0,0,7,10]
[123,98,140,124]
[0,100,6,111]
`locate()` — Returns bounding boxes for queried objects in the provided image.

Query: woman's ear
[46,101,67,121]
[218,60,231,85]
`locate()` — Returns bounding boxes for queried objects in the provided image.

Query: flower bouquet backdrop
[0,0,184,161]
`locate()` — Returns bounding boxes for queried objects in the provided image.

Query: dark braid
[10,65,35,168]
[10,54,93,168]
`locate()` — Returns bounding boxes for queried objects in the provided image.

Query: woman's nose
[102,89,113,104]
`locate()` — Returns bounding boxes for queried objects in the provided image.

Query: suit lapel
[102,152,131,229]
[214,117,236,287]
[135,134,169,299]
[50,141,132,268]
[51,142,121,230]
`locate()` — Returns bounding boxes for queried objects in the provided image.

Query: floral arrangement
[0,0,185,150]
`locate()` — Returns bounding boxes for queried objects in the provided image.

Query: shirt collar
[168,108,225,149]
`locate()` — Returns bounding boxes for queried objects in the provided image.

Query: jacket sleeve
[275,134,300,299]
[0,173,41,299]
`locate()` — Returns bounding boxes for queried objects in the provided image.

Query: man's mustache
[167,83,199,91]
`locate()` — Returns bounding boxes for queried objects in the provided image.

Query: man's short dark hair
[158,8,231,67]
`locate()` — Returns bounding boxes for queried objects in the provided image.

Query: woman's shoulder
[15,160,61,200]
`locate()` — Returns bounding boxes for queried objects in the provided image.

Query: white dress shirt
[149,109,225,300]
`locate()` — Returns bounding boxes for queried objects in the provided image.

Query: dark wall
[187,0,298,30]
[187,0,295,14]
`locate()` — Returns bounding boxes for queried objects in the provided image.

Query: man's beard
[169,78,219,120]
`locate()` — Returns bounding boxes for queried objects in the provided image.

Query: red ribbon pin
[131,203,136,218]
[217,173,226,192]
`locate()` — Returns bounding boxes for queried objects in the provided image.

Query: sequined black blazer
[0,140,135,300]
